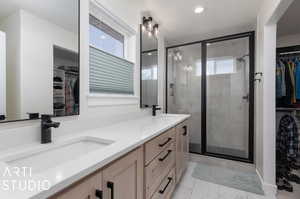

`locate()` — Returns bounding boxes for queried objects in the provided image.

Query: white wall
[0,31,5,116]
[277,33,300,47]
[255,0,294,194]
[20,10,78,118]
[0,0,148,150]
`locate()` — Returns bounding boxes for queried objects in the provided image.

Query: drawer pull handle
[107,181,114,199]
[159,177,173,194]
[183,126,187,136]
[159,138,172,147]
[159,150,172,162]
[95,189,103,199]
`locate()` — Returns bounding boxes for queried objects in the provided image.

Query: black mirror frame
[139,24,158,109]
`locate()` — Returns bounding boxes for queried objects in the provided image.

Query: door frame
[165,31,255,163]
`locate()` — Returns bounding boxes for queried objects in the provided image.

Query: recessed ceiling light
[148,52,152,56]
[194,6,204,14]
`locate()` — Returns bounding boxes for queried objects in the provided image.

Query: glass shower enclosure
[166,32,254,162]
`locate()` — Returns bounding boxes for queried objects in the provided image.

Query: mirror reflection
[0,0,79,122]
[140,23,158,108]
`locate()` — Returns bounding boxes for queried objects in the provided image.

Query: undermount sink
[4,136,114,173]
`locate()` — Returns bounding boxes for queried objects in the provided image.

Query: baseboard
[256,169,277,197]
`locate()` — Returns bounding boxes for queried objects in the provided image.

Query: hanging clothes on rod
[276,52,300,107]
[276,114,300,192]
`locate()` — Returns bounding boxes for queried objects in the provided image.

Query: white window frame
[88,0,139,106]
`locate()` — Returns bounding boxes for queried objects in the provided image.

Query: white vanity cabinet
[50,119,189,199]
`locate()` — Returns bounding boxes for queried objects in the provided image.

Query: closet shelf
[54,81,63,85]
[276,107,300,112]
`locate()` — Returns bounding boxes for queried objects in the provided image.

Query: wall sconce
[142,16,159,37]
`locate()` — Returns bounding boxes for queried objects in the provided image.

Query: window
[89,15,134,95]
[196,57,235,76]
[89,15,124,58]
[142,67,157,80]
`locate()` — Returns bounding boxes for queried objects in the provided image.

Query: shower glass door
[167,43,202,154]
[204,34,254,161]
[166,32,254,162]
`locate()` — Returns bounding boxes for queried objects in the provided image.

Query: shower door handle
[242,94,249,102]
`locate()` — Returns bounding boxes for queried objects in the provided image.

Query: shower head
[237,54,249,62]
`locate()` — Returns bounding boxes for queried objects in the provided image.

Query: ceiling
[145,0,261,45]
[277,0,300,37]
[0,0,78,33]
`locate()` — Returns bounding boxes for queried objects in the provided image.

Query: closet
[53,45,79,117]
[276,45,300,193]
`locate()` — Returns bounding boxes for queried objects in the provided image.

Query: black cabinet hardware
[158,138,172,147]
[182,126,187,136]
[0,115,6,121]
[159,150,172,162]
[159,177,173,194]
[107,181,114,199]
[95,189,103,199]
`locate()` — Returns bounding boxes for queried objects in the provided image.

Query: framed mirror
[0,0,79,123]
[140,24,158,108]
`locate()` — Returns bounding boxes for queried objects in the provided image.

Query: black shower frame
[165,31,255,163]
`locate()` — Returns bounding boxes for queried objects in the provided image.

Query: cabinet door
[176,120,189,182]
[181,123,189,171]
[51,171,102,199]
[102,147,144,199]
[175,128,183,182]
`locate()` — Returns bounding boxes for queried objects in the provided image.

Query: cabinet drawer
[145,142,175,199]
[145,127,176,165]
[150,169,176,199]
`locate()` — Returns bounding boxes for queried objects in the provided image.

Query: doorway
[166,32,255,163]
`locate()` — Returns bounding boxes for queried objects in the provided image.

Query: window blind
[89,15,124,43]
[89,46,134,94]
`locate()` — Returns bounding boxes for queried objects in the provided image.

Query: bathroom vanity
[49,117,189,199]
[0,114,190,199]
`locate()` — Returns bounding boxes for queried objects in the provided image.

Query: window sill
[87,93,139,107]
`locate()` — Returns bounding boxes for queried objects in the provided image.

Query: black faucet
[41,115,60,144]
[152,105,161,116]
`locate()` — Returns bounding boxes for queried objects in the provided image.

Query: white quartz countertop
[0,114,190,199]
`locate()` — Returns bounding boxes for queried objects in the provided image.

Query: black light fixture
[142,16,159,37]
